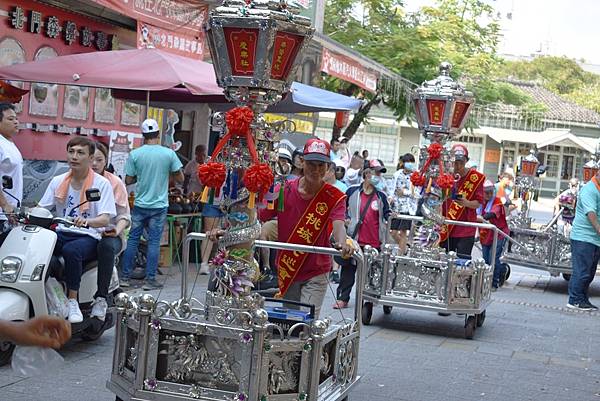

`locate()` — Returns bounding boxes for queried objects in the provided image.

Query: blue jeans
[568,239,600,305]
[122,206,168,280]
[54,232,99,292]
[482,237,506,288]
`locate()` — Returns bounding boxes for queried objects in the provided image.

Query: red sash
[440,170,485,243]
[276,182,345,297]
[479,196,503,244]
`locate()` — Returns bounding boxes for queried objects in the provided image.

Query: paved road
[1,262,600,401]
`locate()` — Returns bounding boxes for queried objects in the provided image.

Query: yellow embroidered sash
[276,183,345,297]
[440,170,485,243]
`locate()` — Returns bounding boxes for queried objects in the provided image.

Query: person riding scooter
[90,142,130,321]
[38,137,116,323]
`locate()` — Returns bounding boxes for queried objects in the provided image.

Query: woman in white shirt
[389,153,418,254]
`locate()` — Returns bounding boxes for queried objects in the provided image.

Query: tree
[321,0,534,141]
[500,56,600,113]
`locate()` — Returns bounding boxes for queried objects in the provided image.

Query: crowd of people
[1,99,599,348]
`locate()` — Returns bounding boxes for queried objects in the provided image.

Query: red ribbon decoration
[198,162,227,189]
[410,171,426,187]
[210,106,259,164]
[436,173,454,189]
[244,163,274,198]
[427,143,443,159]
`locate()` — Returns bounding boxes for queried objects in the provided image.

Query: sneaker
[199,263,210,275]
[330,270,340,284]
[68,299,84,323]
[90,297,108,321]
[566,301,598,311]
[119,278,130,288]
[143,279,164,290]
[332,300,349,309]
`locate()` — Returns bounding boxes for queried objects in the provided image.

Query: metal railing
[182,232,366,322]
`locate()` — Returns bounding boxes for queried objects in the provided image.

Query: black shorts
[391,217,412,231]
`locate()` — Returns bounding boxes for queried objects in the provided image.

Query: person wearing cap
[258,138,354,317]
[120,119,184,290]
[369,159,389,194]
[477,180,509,290]
[333,167,390,309]
[183,144,207,195]
[440,144,485,258]
[567,170,600,311]
[389,153,418,254]
[345,154,364,187]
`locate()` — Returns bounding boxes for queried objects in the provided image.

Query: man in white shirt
[0,103,23,246]
[39,137,116,323]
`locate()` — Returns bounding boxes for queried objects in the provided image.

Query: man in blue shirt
[120,119,184,290]
[568,172,600,311]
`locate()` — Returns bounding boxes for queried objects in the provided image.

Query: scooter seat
[48,256,99,282]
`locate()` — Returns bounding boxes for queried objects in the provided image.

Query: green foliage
[321,0,535,140]
[500,56,600,113]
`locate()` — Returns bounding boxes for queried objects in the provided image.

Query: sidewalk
[1,263,599,401]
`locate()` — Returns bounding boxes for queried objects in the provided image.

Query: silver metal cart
[502,210,572,280]
[107,233,364,401]
[362,215,499,339]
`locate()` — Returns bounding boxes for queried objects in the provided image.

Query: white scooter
[0,176,121,366]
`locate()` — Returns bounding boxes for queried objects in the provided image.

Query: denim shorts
[202,203,224,218]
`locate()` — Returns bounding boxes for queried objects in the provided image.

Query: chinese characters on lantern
[9,6,116,50]
[223,28,258,75]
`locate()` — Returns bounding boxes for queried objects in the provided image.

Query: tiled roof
[507,80,600,125]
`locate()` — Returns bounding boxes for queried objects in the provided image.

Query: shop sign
[91,0,208,36]
[264,113,314,134]
[320,48,377,92]
[137,22,205,60]
[9,5,117,50]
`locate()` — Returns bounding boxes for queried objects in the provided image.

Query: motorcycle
[0,176,121,366]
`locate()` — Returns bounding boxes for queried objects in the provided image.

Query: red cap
[452,144,469,160]
[303,138,331,163]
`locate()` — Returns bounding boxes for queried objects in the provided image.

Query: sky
[403,0,600,65]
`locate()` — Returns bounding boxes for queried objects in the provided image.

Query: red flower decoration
[410,171,426,187]
[244,163,274,195]
[436,173,455,189]
[198,162,227,189]
[225,106,254,137]
[427,143,443,159]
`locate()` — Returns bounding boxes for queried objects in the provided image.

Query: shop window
[503,141,516,149]
[29,46,59,117]
[0,37,26,112]
[561,155,574,180]
[501,149,515,172]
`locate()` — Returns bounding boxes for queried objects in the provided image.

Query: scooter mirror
[2,175,13,190]
[85,188,101,202]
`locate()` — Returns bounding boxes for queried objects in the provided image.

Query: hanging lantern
[205,0,315,112]
[412,62,475,138]
[520,150,539,177]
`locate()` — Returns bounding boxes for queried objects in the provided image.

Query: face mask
[404,162,415,171]
[370,175,385,191]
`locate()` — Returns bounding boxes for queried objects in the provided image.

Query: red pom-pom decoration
[225,106,254,137]
[410,171,426,187]
[198,162,227,189]
[244,163,274,195]
[427,143,443,159]
[436,173,455,189]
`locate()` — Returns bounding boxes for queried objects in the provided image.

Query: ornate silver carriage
[107,235,364,401]
[361,216,495,339]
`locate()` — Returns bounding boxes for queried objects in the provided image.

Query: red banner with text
[320,48,378,92]
[137,22,206,60]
